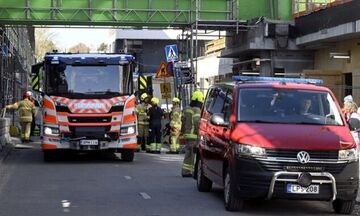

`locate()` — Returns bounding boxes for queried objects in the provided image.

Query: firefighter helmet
[172,97,180,104]
[191,90,204,103]
[140,93,149,101]
[23,91,32,99]
[151,97,160,105]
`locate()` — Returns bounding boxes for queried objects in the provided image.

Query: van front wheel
[333,199,355,214]
[196,158,212,192]
[224,168,243,211]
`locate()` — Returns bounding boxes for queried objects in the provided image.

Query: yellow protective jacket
[6,98,35,123]
[170,105,182,132]
[181,106,201,139]
[135,102,150,126]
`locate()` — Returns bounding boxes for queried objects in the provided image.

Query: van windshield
[237,88,344,126]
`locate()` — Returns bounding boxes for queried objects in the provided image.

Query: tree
[97,42,108,52]
[68,43,91,53]
[35,28,58,62]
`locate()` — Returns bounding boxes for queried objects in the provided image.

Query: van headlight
[235,144,266,157]
[338,148,358,162]
[44,127,59,136]
[120,126,135,135]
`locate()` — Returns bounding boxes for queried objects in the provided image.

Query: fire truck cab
[32,53,137,162]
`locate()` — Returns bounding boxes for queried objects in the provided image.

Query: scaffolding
[0,26,35,110]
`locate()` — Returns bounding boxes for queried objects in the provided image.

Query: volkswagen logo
[297,151,310,164]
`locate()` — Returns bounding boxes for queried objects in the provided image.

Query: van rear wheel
[196,158,212,192]
[333,199,355,214]
[224,168,243,211]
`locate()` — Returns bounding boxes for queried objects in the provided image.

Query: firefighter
[181,90,204,177]
[148,97,163,153]
[5,91,36,143]
[169,97,182,153]
[135,93,151,151]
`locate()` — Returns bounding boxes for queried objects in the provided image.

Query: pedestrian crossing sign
[165,44,179,62]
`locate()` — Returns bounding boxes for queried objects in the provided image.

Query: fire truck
[32,53,137,162]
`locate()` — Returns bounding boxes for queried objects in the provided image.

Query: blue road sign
[165,44,179,62]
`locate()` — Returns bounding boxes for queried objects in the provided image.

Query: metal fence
[293,0,350,16]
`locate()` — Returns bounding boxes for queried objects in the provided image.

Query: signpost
[160,83,171,99]
[163,44,179,111]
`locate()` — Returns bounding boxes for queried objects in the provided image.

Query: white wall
[196,55,233,82]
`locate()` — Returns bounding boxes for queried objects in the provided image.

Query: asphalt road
[0,141,358,216]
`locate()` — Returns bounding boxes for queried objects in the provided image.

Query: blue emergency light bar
[233,76,323,85]
[45,53,135,65]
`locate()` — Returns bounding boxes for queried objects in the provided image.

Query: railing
[293,0,352,17]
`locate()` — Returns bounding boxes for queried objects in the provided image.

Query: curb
[0,137,19,166]
[0,142,14,166]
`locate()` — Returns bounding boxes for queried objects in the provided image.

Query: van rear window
[237,88,343,126]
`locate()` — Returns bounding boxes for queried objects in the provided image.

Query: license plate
[80,140,98,146]
[287,184,320,194]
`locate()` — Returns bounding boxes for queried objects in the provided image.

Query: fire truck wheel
[121,149,135,162]
[43,151,56,162]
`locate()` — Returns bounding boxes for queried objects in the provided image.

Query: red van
[195,76,358,214]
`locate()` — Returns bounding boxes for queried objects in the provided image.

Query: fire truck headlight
[44,127,59,136]
[114,101,125,106]
[128,126,135,134]
[55,101,67,107]
[121,126,135,135]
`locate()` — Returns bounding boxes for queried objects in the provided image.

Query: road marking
[124,176,132,180]
[62,200,71,208]
[139,192,151,200]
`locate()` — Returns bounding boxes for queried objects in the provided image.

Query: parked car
[195,76,358,214]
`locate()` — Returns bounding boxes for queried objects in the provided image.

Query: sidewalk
[0,137,20,166]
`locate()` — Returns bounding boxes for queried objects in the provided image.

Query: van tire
[196,158,212,192]
[224,168,243,211]
[333,199,355,214]
[121,149,135,162]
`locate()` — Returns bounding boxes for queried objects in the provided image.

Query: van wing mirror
[210,113,229,127]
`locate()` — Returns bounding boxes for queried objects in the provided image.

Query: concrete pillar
[260,51,272,77]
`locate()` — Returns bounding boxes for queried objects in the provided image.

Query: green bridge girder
[0,0,293,27]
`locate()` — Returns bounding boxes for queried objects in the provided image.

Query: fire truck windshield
[45,63,132,98]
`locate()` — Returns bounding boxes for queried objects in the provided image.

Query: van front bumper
[232,157,358,201]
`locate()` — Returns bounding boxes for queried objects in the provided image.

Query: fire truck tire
[43,151,55,162]
[121,149,135,162]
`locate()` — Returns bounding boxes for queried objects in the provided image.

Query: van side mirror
[348,118,360,131]
[210,113,229,127]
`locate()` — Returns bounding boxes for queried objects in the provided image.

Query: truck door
[31,62,44,92]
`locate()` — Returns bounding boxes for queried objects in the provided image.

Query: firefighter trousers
[181,138,197,177]
[148,124,162,152]
[20,121,32,141]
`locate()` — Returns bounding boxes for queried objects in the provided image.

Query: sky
[49,28,115,51]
